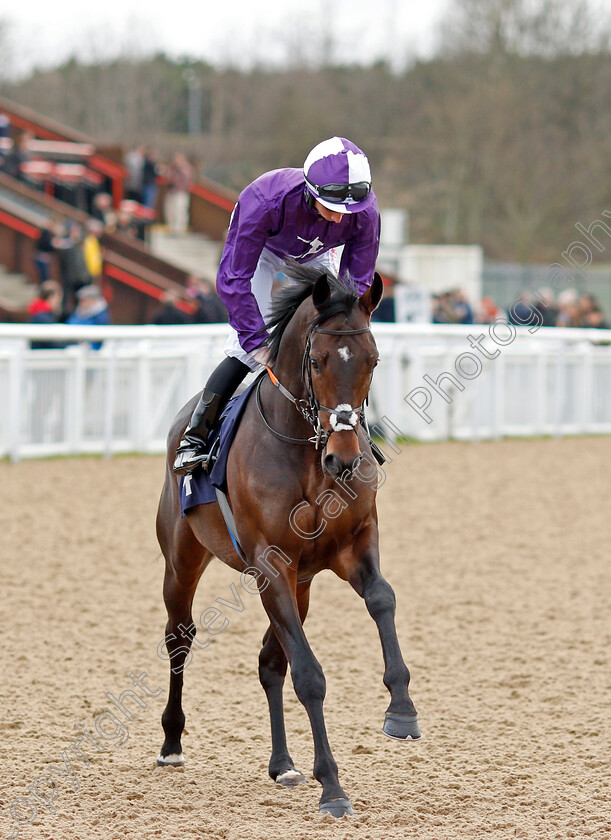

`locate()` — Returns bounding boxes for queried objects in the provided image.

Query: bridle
[256,322,373,449]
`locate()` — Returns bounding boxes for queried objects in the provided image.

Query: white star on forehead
[338,346,353,362]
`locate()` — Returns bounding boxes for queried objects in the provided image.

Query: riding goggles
[305,177,371,204]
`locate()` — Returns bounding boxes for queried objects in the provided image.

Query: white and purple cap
[303,137,374,215]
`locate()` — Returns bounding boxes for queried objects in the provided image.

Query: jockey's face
[314,200,345,224]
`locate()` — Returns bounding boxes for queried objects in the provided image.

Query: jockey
[173,136,381,475]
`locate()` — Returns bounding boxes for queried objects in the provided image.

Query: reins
[258,323,372,449]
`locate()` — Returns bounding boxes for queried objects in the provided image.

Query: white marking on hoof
[156,752,185,766]
[275,768,306,786]
[382,730,423,742]
[338,346,353,362]
[276,769,302,781]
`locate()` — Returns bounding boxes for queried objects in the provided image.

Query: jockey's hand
[252,345,272,367]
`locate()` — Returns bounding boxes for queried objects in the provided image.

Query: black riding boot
[173,356,251,476]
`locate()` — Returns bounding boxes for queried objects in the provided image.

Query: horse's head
[303,272,383,478]
[266,266,383,478]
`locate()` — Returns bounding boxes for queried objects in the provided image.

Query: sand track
[1,437,609,839]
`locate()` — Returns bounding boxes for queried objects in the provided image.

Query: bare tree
[439,0,611,57]
[0,19,15,84]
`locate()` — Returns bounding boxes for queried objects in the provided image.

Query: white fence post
[581,342,593,434]
[8,340,25,462]
[136,339,152,451]
[104,340,117,459]
[553,341,566,439]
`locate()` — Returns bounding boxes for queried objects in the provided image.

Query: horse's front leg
[348,530,422,742]
[258,581,311,786]
[258,572,353,817]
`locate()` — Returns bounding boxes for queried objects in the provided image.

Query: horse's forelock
[266,266,360,364]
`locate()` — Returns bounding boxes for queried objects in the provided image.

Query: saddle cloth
[178,377,260,517]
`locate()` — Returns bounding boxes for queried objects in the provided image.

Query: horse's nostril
[323,453,341,476]
[323,452,362,476]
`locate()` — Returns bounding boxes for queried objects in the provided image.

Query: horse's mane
[265,263,359,364]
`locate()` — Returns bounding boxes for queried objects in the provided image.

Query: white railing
[1,322,610,460]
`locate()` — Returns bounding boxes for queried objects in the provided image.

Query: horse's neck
[264,313,311,433]
[273,306,309,393]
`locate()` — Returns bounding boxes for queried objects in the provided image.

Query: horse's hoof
[382,713,422,741]
[319,798,354,817]
[275,769,307,787]
[156,752,185,767]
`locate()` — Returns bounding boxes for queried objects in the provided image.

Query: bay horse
[156,268,420,818]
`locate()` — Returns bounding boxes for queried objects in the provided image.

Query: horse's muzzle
[321,428,362,477]
[322,451,363,477]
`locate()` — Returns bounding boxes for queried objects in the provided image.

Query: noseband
[257,323,372,449]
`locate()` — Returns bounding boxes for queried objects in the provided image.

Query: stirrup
[173,446,207,476]
[172,435,220,476]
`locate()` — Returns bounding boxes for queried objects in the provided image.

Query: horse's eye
[310,357,320,372]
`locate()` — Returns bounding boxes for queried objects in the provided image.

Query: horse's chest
[291,482,372,549]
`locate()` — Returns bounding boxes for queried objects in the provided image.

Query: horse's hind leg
[157,502,211,766]
[258,581,310,787]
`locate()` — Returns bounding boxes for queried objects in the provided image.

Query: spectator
[453,289,473,324]
[556,289,579,327]
[67,284,110,325]
[188,276,228,323]
[1,130,32,181]
[124,145,145,202]
[142,147,160,210]
[477,296,500,324]
[576,293,597,327]
[91,192,117,233]
[164,153,193,236]
[508,291,539,327]
[584,306,609,329]
[67,285,110,349]
[534,287,557,327]
[0,113,10,170]
[432,290,472,324]
[371,274,396,323]
[115,208,139,238]
[27,281,65,348]
[33,219,60,285]
[54,222,90,317]
[153,291,189,325]
[83,220,104,282]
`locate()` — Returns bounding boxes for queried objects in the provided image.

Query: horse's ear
[312,274,331,310]
[359,273,384,315]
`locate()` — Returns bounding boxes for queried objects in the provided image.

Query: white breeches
[223,247,339,372]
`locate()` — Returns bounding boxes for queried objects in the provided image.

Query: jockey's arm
[339,210,381,293]
[217,188,274,354]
